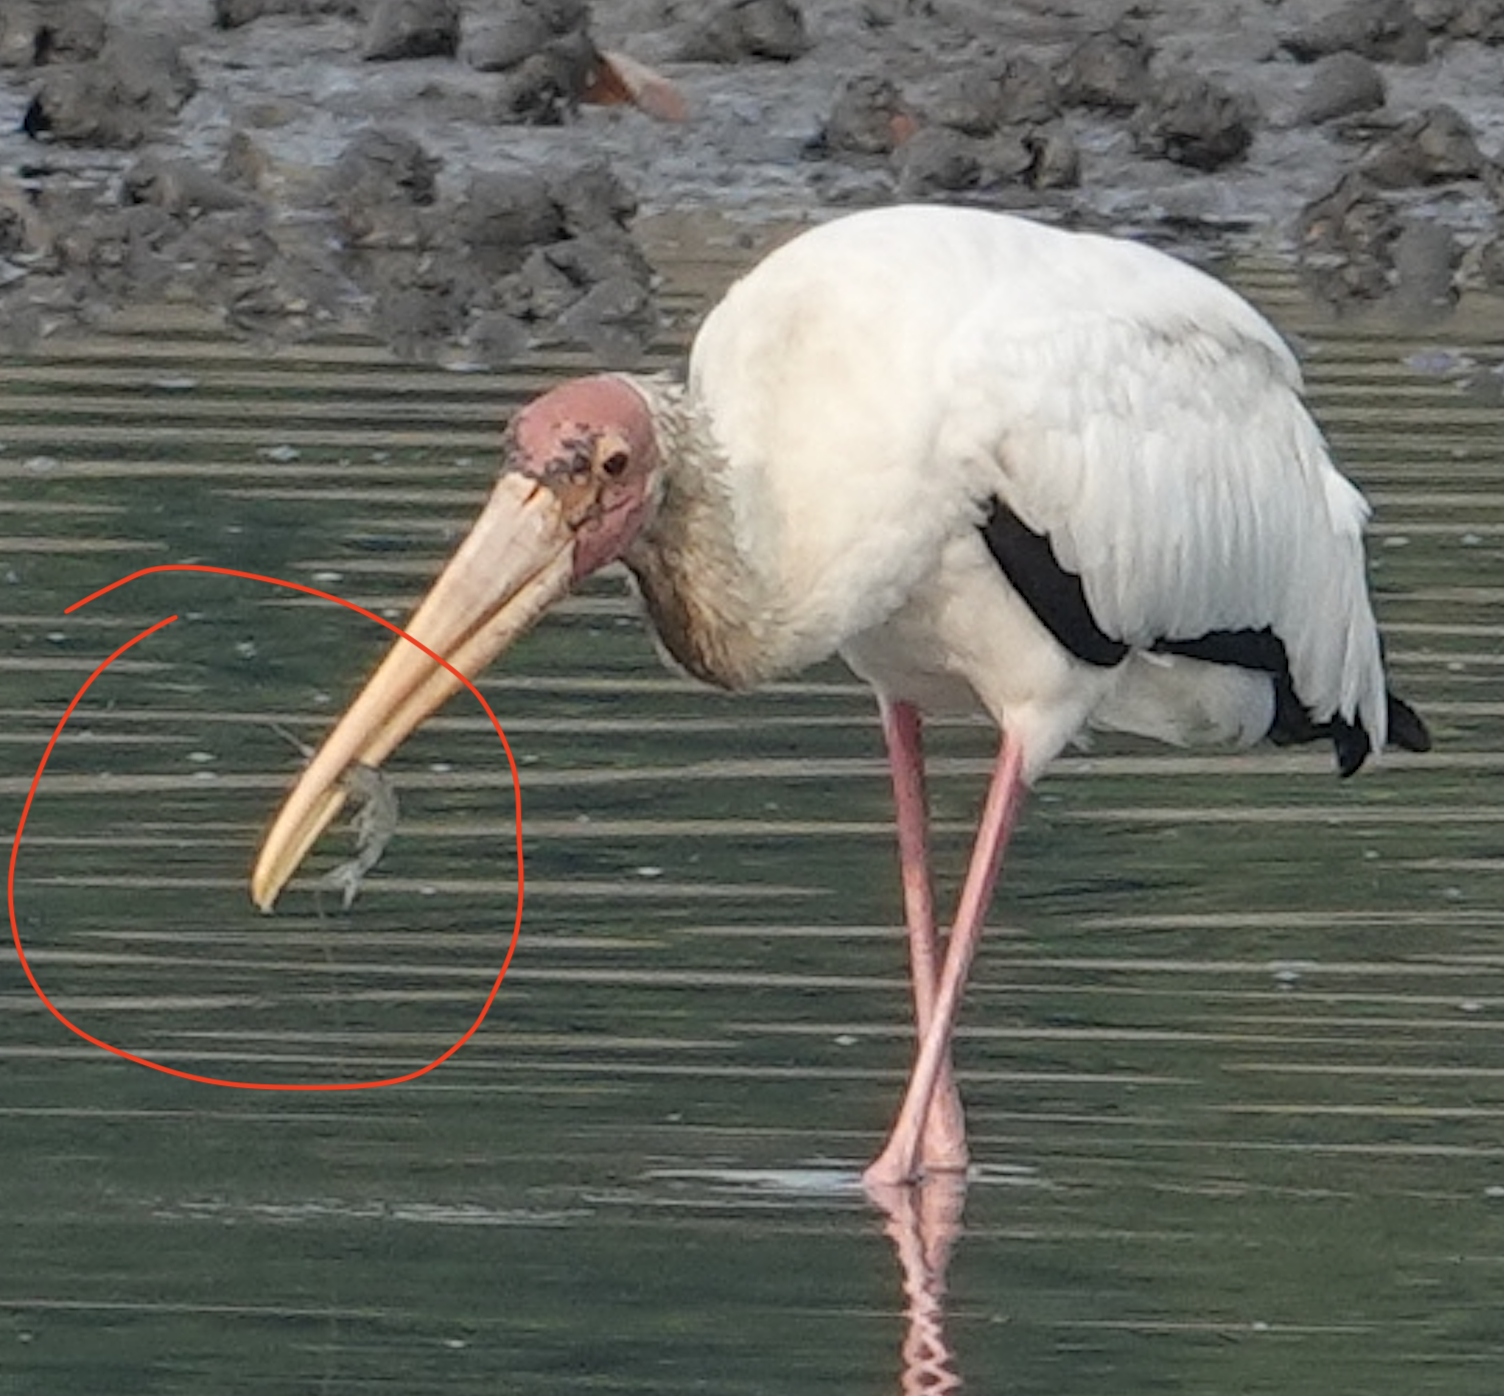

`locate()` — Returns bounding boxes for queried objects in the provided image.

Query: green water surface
[2,278,1502,1394]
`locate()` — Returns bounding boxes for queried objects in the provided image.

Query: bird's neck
[619,377,779,690]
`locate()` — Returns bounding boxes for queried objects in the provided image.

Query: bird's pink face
[504,375,662,580]
[250,375,661,911]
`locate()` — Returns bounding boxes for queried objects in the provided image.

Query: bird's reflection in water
[869,1176,967,1394]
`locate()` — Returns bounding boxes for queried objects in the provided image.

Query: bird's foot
[862,1149,969,1194]
[864,1082,969,1190]
[920,1087,969,1174]
[861,1142,968,1193]
[863,1152,922,1192]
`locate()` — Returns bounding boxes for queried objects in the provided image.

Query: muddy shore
[1,0,1501,361]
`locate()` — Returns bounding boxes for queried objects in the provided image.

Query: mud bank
[0,0,1501,361]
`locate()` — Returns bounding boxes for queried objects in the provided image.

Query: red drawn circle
[6,564,526,1091]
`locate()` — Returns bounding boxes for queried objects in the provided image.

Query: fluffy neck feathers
[619,375,779,690]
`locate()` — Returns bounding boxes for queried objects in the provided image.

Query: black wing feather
[979,500,1128,667]
[977,498,1430,775]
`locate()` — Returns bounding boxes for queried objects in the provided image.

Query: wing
[685,205,1399,753]
[935,241,1389,749]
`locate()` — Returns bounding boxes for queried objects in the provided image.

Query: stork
[250,205,1429,1188]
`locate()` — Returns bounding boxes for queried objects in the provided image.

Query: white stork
[251,205,1429,1188]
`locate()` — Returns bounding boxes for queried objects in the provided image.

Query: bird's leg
[879,698,968,1173]
[864,731,1026,1190]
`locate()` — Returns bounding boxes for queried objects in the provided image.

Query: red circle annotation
[6,563,525,1092]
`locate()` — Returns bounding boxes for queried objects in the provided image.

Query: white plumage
[252,204,1427,1187]
[685,205,1391,778]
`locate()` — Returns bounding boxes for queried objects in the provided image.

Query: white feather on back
[934,237,1384,743]
[686,205,1388,747]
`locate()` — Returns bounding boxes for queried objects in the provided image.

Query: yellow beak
[250,472,575,912]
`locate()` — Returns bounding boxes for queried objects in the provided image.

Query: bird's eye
[600,450,630,478]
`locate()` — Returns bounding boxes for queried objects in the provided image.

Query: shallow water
[3,250,1503,1394]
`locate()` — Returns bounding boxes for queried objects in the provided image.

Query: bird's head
[503,374,663,578]
[250,374,662,912]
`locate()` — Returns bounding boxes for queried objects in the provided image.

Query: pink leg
[864,730,1027,1189]
[878,699,968,1173]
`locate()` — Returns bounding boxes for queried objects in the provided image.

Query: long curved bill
[251,472,574,912]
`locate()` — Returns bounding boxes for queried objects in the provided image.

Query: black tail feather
[1270,680,1430,777]
[1387,692,1431,753]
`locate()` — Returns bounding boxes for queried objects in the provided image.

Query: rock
[896,127,980,195]
[101,28,198,112]
[1,25,658,367]
[1409,0,1457,28]
[1297,170,1402,302]
[1133,73,1256,172]
[492,224,655,361]
[0,1,106,68]
[461,0,589,72]
[23,68,96,142]
[671,0,810,63]
[859,0,937,25]
[1472,235,1504,289]
[0,204,28,258]
[498,245,578,319]
[220,129,275,191]
[976,131,1035,186]
[473,14,678,126]
[121,155,254,216]
[552,272,654,361]
[547,159,638,237]
[928,56,1059,136]
[227,247,348,338]
[331,127,442,205]
[328,127,442,244]
[734,0,810,60]
[53,202,183,304]
[1282,0,1430,65]
[464,311,530,365]
[341,229,492,361]
[818,73,915,156]
[32,166,293,328]
[1446,0,1504,42]
[23,30,197,147]
[996,56,1063,128]
[37,3,108,64]
[0,7,41,67]
[1295,52,1386,125]
[1362,105,1487,187]
[1062,19,1153,113]
[214,0,301,24]
[492,32,598,123]
[214,0,364,26]
[969,123,1080,193]
[1389,216,1459,317]
[968,129,1028,185]
[108,28,199,113]
[165,211,285,316]
[1026,125,1081,190]
[1302,199,1459,319]
[372,273,467,361]
[926,70,1008,137]
[363,0,462,62]
[457,168,566,274]
[174,214,280,283]
[543,229,653,292]
[0,299,44,352]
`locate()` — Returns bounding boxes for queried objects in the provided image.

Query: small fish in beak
[251,375,661,912]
